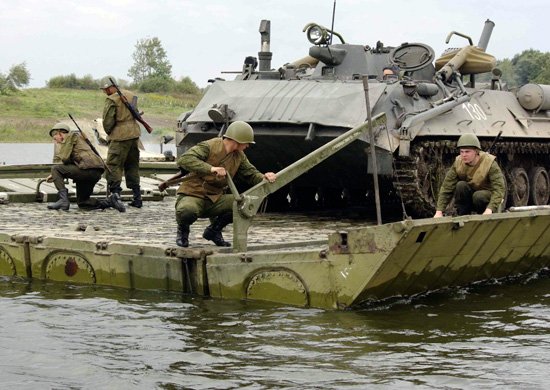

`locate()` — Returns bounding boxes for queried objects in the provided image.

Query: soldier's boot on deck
[109,192,126,213]
[129,186,142,208]
[96,198,112,210]
[202,213,232,247]
[47,189,70,211]
[176,224,190,247]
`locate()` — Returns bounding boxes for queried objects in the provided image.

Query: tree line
[2,36,550,95]
[46,37,200,95]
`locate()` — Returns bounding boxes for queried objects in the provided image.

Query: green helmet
[49,122,70,137]
[224,121,255,144]
[457,133,481,149]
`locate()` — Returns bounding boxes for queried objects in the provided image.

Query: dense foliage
[0,63,30,95]
[474,49,550,87]
[128,37,172,84]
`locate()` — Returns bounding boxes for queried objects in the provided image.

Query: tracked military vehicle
[177,19,550,217]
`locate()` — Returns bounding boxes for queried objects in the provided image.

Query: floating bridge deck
[1,175,549,310]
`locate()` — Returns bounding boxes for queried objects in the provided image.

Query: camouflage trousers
[175,194,234,225]
[105,138,140,193]
[454,181,492,215]
[50,164,104,208]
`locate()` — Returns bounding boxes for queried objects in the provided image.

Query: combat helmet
[49,122,70,137]
[457,133,481,149]
[224,121,255,144]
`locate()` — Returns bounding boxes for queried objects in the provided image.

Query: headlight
[306,24,328,45]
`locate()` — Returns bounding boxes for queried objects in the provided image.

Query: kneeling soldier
[47,122,108,211]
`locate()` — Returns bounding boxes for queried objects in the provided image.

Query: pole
[362,75,382,225]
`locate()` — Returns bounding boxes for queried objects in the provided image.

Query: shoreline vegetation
[0,88,201,143]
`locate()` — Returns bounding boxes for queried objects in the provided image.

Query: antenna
[329,0,336,45]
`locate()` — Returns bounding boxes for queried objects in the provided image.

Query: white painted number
[462,103,487,120]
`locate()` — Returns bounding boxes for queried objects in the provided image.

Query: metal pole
[225,174,242,202]
[362,75,382,225]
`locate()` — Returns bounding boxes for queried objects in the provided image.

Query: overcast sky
[1,0,548,88]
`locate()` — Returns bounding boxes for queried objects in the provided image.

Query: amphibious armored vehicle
[177,19,550,217]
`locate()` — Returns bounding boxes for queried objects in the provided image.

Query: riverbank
[0,88,200,142]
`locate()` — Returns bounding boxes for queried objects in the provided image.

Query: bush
[173,77,200,95]
[137,76,174,93]
[47,73,101,89]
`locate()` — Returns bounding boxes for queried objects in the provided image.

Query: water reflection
[1,274,549,389]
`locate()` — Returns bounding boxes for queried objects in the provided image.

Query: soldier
[46,122,107,211]
[101,81,142,212]
[434,133,505,217]
[175,121,277,247]
[382,65,399,81]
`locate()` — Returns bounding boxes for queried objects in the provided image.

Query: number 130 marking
[462,103,487,120]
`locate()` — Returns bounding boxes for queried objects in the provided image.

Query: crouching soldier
[47,122,109,211]
[174,121,277,247]
[434,133,505,217]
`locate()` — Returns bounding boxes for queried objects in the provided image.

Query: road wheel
[508,167,529,206]
[528,166,549,205]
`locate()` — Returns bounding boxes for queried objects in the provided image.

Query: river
[0,143,175,165]
[1,274,549,389]
[1,144,549,389]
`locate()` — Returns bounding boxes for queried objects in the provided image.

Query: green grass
[0,88,201,142]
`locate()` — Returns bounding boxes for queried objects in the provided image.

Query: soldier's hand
[264,172,277,183]
[46,175,53,183]
[158,181,168,192]
[433,210,443,218]
[211,167,226,177]
[482,208,493,215]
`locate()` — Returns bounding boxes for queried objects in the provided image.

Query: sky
[1,0,549,89]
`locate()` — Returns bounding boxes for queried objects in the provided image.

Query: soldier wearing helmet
[173,121,277,247]
[434,133,505,217]
[46,122,108,211]
[101,80,142,212]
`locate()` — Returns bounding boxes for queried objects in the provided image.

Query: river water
[1,144,550,389]
[2,275,549,389]
[0,143,174,165]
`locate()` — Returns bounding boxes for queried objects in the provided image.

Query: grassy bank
[0,88,201,142]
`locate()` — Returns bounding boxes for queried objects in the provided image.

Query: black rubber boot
[47,189,70,211]
[176,224,190,247]
[129,186,142,208]
[202,213,232,247]
[109,192,126,213]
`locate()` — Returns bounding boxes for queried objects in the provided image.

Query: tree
[0,62,31,94]
[512,49,548,86]
[128,37,172,83]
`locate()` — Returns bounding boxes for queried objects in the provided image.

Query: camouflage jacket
[176,137,264,202]
[55,131,104,170]
[436,151,505,212]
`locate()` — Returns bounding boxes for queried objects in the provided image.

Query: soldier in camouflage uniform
[434,133,505,217]
[101,81,142,212]
[47,122,107,211]
[175,121,277,247]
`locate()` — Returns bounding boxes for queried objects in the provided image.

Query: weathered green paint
[1,209,549,310]
[206,209,550,308]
